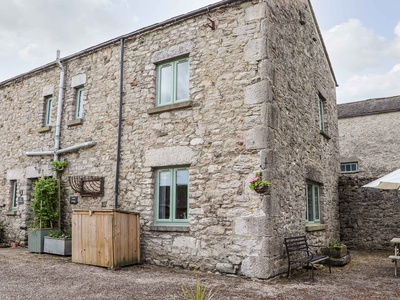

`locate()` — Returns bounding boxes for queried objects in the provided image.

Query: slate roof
[338,95,400,118]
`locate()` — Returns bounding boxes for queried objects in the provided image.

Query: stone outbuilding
[0,0,339,278]
[338,96,400,250]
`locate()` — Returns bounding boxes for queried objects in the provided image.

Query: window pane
[345,164,350,172]
[307,184,314,222]
[159,64,173,105]
[158,171,171,219]
[11,181,17,209]
[351,164,357,171]
[175,169,188,220]
[76,89,84,118]
[319,98,325,131]
[340,164,345,172]
[314,185,320,220]
[176,60,189,101]
[45,97,52,126]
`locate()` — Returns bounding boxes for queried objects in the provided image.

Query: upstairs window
[318,94,326,133]
[156,57,189,106]
[44,96,52,126]
[11,180,17,211]
[341,162,358,173]
[306,181,321,224]
[75,87,84,119]
[155,167,189,225]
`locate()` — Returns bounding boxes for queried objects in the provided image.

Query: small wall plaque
[18,196,24,204]
[70,196,78,205]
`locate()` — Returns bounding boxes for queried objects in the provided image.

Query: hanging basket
[254,185,269,194]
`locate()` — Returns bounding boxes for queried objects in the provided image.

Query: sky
[0,0,400,104]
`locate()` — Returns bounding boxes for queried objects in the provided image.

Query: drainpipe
[54,50,65,161]
[114,38,124,209]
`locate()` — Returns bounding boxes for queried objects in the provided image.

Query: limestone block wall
[0,0,339,279]
[339,108,400,249]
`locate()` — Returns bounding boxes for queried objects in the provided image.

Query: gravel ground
[0,247,400,299]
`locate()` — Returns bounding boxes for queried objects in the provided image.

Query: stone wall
[0,0,339,278]
[339,98,400,249]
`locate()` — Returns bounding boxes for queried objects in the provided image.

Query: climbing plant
[31,177,59,229]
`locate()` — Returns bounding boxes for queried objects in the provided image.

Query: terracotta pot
[12,242,18,248]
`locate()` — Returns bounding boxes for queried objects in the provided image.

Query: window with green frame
[306,181,321,224]
[75,87,84,119]
[318,94,326,132]
[155,167,189,225]
[44,96,52,126]
[156,57,189,106]
[11,180,17,211]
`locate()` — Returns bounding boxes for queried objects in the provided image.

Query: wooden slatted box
[72,209,140,268]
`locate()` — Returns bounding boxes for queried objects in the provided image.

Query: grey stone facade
[0,0,339,278]
[338,96,400,250]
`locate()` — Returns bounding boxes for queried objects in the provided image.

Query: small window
[155,167,189,225]
[44,96,52,126]
[318,94,326,133]
[11,181,17,211]
[75,87,84,119]
[156,57,189,106]
[340,162,358,173]
[306,181,321,224]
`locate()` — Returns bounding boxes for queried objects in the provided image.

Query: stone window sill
[147,101,193,115]
[67,118,83,127]
[38,126,51,133]
[150,225,189,232]
[320,130,331,140]
[305,223,326,232]
[5,210,17,216]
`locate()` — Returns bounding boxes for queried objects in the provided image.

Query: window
[155,167,189,225]
[156,57,189,106]
[75,87,84,119]
[306,182,320,224]
[44,96,52,126]
[318,95,326,132]
[341,162,358,173]
[11,181,17,211]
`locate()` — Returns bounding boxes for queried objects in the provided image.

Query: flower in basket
[249,171,271,193]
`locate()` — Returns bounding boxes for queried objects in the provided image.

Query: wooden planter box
[72,209,140,268]
[44,236,72,256]
[28,229,55,253]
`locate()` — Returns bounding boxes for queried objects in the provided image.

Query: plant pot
[28,229,56,253]
[321,245,348,258]
[12,242,18,248]
[254,185,269,194]
[44,236,71,256]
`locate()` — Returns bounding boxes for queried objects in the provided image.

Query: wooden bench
[284,235,332,281]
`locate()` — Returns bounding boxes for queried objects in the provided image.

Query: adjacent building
[0,0,339,278]
[338,96,400,250]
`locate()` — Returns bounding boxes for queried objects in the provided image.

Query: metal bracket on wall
[68,176,104,197]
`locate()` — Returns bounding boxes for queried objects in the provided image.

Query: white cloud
[337,64,400,103]
[324,19,387,73]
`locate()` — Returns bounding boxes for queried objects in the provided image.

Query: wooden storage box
[72,209,140,268]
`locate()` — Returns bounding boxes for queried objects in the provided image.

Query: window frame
[75,87,84,119]
[11,180,17,211]
[340,162,359,173]
[306,181,321,224]
[156,57,189,107]
[154,166,189,226]
[44,96,53,126]
[318,94,326,133]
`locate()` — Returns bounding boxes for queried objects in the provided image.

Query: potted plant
[249,171,271,194]
[28,176,59,253]
[29,159,69,253]
[321,240,351,266]
[44,229,72,256]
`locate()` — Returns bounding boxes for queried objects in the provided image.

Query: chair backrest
[284,235,309,255]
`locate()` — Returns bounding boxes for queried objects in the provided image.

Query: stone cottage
[338,96,400,250]
[0,0,339,278]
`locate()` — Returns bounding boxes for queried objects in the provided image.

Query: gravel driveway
[1,247,400,299]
